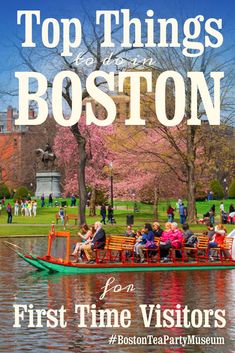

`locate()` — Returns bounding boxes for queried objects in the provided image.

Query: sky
[0,0,235,110]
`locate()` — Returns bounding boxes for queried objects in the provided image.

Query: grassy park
[0,198,235,237]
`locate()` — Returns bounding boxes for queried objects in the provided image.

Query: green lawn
[0,198,234,236]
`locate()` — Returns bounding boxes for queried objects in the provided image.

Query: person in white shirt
[220,202,224,212]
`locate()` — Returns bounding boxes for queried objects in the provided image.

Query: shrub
[210,180,224,199]
[195,183,207,202]
[14,186,30,201]
[95,188,108,206]
[228,179,235,199]
[0,183,10,199]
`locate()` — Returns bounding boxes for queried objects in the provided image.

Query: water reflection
[0,237,235,353]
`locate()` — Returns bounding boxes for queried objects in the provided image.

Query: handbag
[146,240,157,249]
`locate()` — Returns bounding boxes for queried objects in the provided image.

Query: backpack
[186,235,197,247]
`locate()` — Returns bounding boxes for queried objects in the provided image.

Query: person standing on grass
[24,201,29,216]
[167,205,174,222]
[59,207,65,225]
[1,197,6,208]
[100,204,107,225]
[48,193,53,207]
[108,204,114,223]
[41,194,45,207]
[220,202,224,213]
[20,200,25,216]
[71,194,76,207]
[229,203,235,214]
[28,201,32,217]
[14,200,19,216]
[209,204,216,224]
[179,203,186,224]
[6,203,12,223]
[32,201,37,217]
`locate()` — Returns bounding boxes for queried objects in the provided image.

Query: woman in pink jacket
[160,222,183,261]
[170,222,184,249]
[160,222,172,261]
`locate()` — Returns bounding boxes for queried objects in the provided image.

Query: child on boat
[134,229,145,257]
[135,224,155,263]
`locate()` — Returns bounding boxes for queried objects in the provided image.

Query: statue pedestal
[35,172,61,198]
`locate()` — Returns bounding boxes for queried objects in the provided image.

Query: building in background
[0,106,56,191]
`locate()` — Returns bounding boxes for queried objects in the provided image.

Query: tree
[210,180,224,199]
[109,134,184,219]
[110,39,235,222]
[0,183,10,199]
[200,124,235,185]
[14,186,30,200]
[228,179,235,199]
[149,48,234,221]
[54,118,114,216]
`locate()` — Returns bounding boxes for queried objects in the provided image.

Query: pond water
[0,237,235,353]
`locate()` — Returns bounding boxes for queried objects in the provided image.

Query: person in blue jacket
[137,223,155,263]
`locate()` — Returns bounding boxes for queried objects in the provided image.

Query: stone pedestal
[35,172,61,198]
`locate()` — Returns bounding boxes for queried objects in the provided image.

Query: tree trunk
[89,187,96,216]
[187,162,197,223]
[186,126,197,223]
[78,139,87,225]
[153,185,159,220]
[70,124,87,225]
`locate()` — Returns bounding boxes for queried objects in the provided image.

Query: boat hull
[19,253,49,271]
[33,257,235,274]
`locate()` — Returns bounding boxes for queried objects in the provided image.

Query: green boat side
[33,257,235,274]
[19,253,49,271]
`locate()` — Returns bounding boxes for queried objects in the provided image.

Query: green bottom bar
[35,258,235,274]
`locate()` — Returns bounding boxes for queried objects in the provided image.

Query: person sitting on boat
[72,224,94,262]
[182,223,197,247]
[83,222,106,263]
[153,222,163,237]
[134,229,145,258]
[204,223,215,240]
[124,225,136,237]
[136,223,155,263]
[170,222,184,250]
[160,222,183,261]
[208,224,226,261]
[160,222,172,261]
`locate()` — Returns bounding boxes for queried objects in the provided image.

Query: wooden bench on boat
[182,235,234,262]
[95,235,136,263]
[47,226,234,266]
[207,236,234,262]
